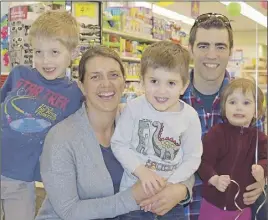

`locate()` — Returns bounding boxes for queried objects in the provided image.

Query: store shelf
[259,84,267,93]
[125,75,140,82]
[121,56,141,62]
[242,70,267,74]
[1,72,9,75]
[103,28,160,43]
[126,78,140,82]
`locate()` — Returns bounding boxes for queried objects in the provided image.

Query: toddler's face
[225,89,255,127]
[31,37,72,80]
[143,67,186,112]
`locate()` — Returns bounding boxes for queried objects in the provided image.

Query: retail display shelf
[125,78,140,82]
[243,70,267,74]
[103,28,160,43]
[125,75,140,82]
[121,56,141,62]
[259,84,267,93]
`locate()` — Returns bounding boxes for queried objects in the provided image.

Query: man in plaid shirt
[181,13,266,220]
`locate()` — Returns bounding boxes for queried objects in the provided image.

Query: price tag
[74,3,97,18]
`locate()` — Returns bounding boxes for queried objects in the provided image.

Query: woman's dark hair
[79,45,125,83]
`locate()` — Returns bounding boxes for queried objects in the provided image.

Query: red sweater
[198,122,267,211]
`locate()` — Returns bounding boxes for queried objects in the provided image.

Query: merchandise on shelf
[242,57,267,92]
[71,22,102,80]
[104,6,153,39]
[123,62,140,80]
[70,1,102,80]
[8,2,66,68]
[121,81,144,103]
[152,16,186,43]
[102,32,150,59]
[103,7,124,31]
[0,75,8,88]
[1,14,9,68]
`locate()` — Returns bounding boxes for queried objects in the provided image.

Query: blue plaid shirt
[181,69,264,220]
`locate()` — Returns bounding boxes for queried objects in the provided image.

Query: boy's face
[32,37,72,80]
[143,67,186,112]
[225,89,255,127]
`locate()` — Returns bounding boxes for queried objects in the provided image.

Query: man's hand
[243,179,265,205]
[134,165,166,195]
[252,164,265,182]
[139,183,187,216]
[209,175,230,192]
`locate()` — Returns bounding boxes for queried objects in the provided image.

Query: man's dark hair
[189,17,233,50]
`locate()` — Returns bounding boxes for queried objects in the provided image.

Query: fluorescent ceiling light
[134,2,195,25]
[220,2,267,28]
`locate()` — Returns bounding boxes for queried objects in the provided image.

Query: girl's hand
[209,175,231,192]
[251,164,264,182]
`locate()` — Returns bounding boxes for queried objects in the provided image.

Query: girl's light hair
[220,78,265,122]
[29,11,79,50]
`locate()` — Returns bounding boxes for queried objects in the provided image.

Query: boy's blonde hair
[29,11,79,51]
[220,78,265,121]
[141,41,190,85]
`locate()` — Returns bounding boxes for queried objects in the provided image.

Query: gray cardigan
[36,104,194,220]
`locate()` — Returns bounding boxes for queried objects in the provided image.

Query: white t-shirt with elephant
[111,95,202,191]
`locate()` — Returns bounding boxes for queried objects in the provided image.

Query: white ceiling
[163,1,267,32]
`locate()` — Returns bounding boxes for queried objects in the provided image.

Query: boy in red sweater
[198,78,267,220]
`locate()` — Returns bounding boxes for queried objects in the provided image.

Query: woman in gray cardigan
[36,46,194,220]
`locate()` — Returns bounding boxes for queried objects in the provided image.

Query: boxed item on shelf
[103,32,150,59]
[104,6,153,39]
[0,74,8,87]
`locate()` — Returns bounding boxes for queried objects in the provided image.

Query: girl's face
[79,56,125,113]
[225,89,256,127]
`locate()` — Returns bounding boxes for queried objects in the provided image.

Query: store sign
[74,3,97,18]
[191,1,200,19]
[9,6,28,21]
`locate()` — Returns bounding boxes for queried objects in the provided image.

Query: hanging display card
[74,2,97,18]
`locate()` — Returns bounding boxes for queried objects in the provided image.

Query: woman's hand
[139,183,187,216]
[131,180,153,204]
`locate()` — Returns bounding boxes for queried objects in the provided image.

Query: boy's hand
[209,175,231,192]
[134,165,166,195]
[251,164,264,182]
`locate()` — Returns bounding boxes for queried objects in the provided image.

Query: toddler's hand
[209,175,231,192]
[252,164,264,182]
[134,165,166,195]
[141,204,152,213]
